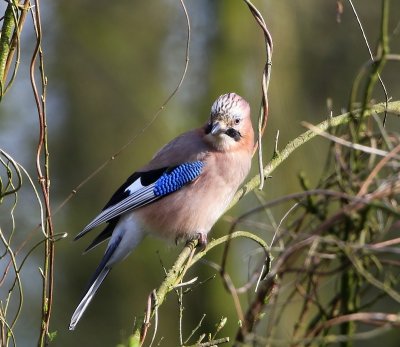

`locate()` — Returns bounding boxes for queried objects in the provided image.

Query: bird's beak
[211,121,224,135]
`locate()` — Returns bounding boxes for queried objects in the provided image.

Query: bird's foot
[195,232,208,250]
[182,233,208,250]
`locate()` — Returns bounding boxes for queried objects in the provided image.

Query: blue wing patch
[75,161,204,242]
[154,161,204,197]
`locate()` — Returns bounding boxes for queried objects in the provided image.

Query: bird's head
[204,93,254,152]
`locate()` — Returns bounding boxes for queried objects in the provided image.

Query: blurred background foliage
[0,0,400,346]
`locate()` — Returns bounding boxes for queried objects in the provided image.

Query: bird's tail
[69,233,123,330]
[69,266,111,330]
[69,216,146,330]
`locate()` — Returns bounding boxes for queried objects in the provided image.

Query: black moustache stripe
[225,128,242,141]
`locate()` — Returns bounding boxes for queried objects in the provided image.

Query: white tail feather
[69,267,111,330]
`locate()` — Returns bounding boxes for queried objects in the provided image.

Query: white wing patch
[124,178,144,194]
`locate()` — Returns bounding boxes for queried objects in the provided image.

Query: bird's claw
[196,232,208,250]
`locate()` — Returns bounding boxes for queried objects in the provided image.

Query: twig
[308,312,400,338]
[0,3,14,93]
[301,121,399,159]
[30,1,55,345]
[0,0,31,96]
[242,0,273,190]
[140,291,154,346]
[184,337,230,347]
[149,291,159,347]
[184,314,206,345]
[347,0,389,125]
[357,143,400,196]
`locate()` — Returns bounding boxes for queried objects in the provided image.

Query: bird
[69,92,254,330]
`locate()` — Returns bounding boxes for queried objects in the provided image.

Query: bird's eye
[234,118,240,125]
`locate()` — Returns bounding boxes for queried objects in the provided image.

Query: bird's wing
[74,161,204,240]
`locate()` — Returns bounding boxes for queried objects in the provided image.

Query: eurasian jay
[69,92,254,330]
